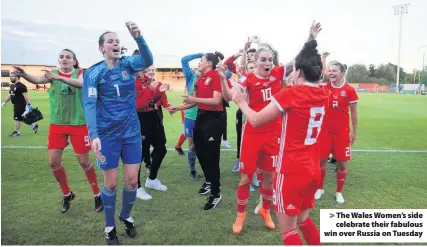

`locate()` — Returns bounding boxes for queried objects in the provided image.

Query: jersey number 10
[304,107,325,145]
[261,88,272,101]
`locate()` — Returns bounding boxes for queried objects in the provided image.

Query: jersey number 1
[261,88,272,101]
[114,84,120,97]
[304,107,325,145]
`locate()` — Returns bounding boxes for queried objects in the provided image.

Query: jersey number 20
[304,107,325,145]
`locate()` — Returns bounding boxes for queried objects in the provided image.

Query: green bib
[48,69,86,125]
[184,76,198,120]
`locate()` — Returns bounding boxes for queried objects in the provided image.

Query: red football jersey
[323,82,359,133]
[238,66,285,133]
[271,83,330,174]
[195,69,223,111]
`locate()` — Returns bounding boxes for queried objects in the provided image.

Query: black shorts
[13,105,26,121]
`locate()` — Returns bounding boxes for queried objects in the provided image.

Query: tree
[368,64,376,77]
[346,64,368,83]
[387,62,406,83]
[375,64,396,84]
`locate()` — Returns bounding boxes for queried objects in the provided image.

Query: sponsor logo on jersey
[121,71,130,80]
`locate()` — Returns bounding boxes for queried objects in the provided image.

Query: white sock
[105,226,115,233]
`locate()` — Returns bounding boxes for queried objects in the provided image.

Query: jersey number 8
[304,107,325,145]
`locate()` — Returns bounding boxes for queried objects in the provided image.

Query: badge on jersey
[239,162,244,169]
[121,71,130,80]
[238,76,247,84]
[269,76,276,82]
[340,91,347,97]
[205,77,211,85]
[88,87,97,97]
[98,155,107,164]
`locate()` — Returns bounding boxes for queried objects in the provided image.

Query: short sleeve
[271,87,293,112]
[212,73,222,93]
[272,65,286,82]
[20,84,28,93]
[348,86,359,104]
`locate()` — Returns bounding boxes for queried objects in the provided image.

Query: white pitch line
[1,146,427,153]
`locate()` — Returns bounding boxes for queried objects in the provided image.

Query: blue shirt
[82,36,153,140]
[181,53,203,120]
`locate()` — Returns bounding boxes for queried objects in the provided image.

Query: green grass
[1,91,427,245]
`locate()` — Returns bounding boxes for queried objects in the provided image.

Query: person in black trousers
[168,52,226,210]
[135,68,170,197]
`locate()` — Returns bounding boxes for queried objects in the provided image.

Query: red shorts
[273,170,320,215]
[319,130,351,161]
[239,130,279,175]
[47,124,91,154]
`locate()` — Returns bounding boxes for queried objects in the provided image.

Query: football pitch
[1,91,426,245]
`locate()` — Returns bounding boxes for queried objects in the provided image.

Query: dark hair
[294,40,322,82]
[62,49,80,69]
[214,51,224,61]
[204,53,220,70]
[247,48,256,54]
[133,49,139,55]
[98,31,116,47]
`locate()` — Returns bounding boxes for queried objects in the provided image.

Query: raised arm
[124,22,154,72]
[283,21,322,76]
[181,53,204,88]
[82,68,99,140]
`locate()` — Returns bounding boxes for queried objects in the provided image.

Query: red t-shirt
[238,66,285,133]
[135,76,163,112]
[322,82,359,133]
[271,83,330,174]
[59,69,83,78]
[195,69,223,111]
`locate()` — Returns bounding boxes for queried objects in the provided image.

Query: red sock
[319,166,326,189]
[260,185,273,210]
[236,184,250,213]
[176,134,186,148]
[52,165,71,196]
[297,217,321,245]
[84,163,100,195]
[282,229,303,245]
[336,169,348,193]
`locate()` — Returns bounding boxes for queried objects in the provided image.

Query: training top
[49,69,86,125]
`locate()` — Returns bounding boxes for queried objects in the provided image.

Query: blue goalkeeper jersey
[82,36,153,140]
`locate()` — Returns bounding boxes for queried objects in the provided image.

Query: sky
[1,0,426,72]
